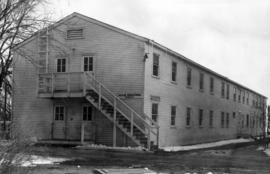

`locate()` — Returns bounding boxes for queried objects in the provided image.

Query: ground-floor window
[226,113,229,128]
[151,103,158,123]
[83,105,92,121]
[209,110,213,127]
[221,112,225,128]
[198,109,203,127]
[55,105,65,121]
[170,106,176,126]
[186,107,191,126]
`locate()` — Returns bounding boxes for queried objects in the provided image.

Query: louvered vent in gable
[66,28,84,39]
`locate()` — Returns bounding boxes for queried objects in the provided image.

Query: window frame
[221,82,225,98]
[171,61,177,82]
[151,103,159,123]
[186,107,191,127]
[56,58,66,73]
[83,56,94,72]
[198,109,203,127]
[186,67,192,87]
[210,77,214,94]
[82,104,93,121]
[199,72,204,91]
[152,53,160,77]
[221,112,225,128]
[209,110,214,128]
[54,105,65,121]
[170,105,176,126]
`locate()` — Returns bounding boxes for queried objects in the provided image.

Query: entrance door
[82,105,96,141]
[53,105,66,139]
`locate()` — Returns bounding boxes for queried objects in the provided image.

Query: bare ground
[5,142,270,174]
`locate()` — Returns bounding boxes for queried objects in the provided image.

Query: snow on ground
[161,138,253,152]
[12,154,68,167]
[76,144,146,151]
[264,149,270,156]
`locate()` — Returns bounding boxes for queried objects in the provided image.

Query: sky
[44,0,270,102]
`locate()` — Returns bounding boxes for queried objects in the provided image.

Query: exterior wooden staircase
[84,73,159,150]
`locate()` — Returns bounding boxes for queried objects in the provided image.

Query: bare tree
[0,0,51,91]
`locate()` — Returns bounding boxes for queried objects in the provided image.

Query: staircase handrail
[85,73,159,130]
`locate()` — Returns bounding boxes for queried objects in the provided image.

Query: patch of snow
[263,149,270,156]
[76,144,146,151]
[256,146,265,151]
[13,154,68,167]
[161,138,253,152]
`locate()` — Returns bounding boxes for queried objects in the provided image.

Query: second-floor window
[226,84,230,100]
[221,82,225,98]
[210,77,214,93]
[83,56,93,72]
[57,58,66,72]
[226,113,229,128]
[153,53,159,77]
[171,61,177,82]
[187,67,192,87]
[199,73,204,91]
[233,87,237,101]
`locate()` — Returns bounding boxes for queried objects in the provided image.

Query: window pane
[172,62,177,82]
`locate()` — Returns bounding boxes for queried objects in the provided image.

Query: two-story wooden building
[13,12,267,150]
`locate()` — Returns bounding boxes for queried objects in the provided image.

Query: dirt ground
[6,142,270,174]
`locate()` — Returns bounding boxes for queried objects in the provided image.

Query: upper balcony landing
[38,72,89,98]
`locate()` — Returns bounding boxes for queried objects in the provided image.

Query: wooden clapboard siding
[143,43,266,147]
[13,14,146,142]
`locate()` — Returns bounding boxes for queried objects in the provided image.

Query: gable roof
[14,12,267,99]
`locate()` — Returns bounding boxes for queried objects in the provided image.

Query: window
[152,53,159,77]
[226,84,230,99]
[83,56,93,72]
[57,58,66,72]
[233,112,236,119]
[83,105,92,121]
[55,106,65,121]
[187,67,192,87]
[171,61,177,82]
[246,114,249,127]
[221,82,225,98]
[186,107,191,126]
[151,103,158,123]
[67,28,83,39]
[221,112,225,128]
[247,92,249,105]
[233,87,237,101]
[238,90,241,103]
[242,91,245,104]
[210,77,214,93]
[199,73,204,91]
[209,110,213,127]
[199,109,203,127]
[226,113,229,128]
[170,106,176,126]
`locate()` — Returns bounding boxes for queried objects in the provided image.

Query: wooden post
[131,112,134,136]
[113,98,117,147]
[83,72,86,95]
[98,83,101,109]
[147,127,151,150]
[156,126,159,150]
[81,122,85,144]
[67,73,71,95]
[51,73,54,96]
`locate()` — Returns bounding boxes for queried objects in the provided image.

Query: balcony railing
[38,72,87,97]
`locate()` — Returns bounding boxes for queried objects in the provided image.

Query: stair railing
[84,72,159,149]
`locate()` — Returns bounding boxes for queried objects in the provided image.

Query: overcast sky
[45,0,270,102]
